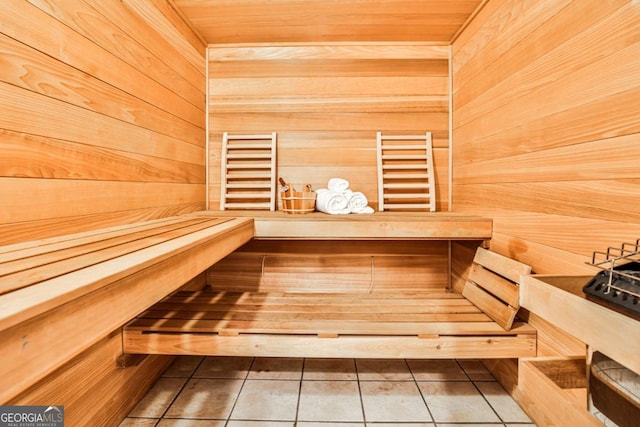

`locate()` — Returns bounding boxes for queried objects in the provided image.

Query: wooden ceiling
[172,0,486,44]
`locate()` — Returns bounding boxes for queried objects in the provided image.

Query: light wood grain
[176,1,484,43]
[1,0,206,244]
[9,332,172,427]
[208,43,450,211]
[451,0,640,278]
[519,357,601,427]
[0,215,253,403]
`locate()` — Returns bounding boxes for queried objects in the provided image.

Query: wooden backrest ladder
[376,132,436,212]
[220,132,277,211]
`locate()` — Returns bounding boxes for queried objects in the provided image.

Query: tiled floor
[120,356,536,427]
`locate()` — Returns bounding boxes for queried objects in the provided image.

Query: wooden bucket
[281,187,316,214]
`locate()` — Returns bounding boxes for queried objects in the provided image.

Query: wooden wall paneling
[0,204,203,247]
[208,43,450,211]
[2,0,204,128]
[0,130,203,184]
[0,0,206,243]
[454,0,630,119]
[454,87,640,164]
[9,331,173,427]
[484,209,640,262]
[0,35,203,146]
[88,0,205,84]
[0,83,204,165]
[0,179,204,225]
[209,240,450,293]
[123,0,207,70]
[452,180,640,224]
[27,0,203,108]
[452,0,640,277]
[454,36,640,149]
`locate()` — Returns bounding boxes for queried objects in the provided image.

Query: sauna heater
[583,239,640,320]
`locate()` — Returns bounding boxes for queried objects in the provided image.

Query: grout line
[294,358,305,424]
[156,356,207,424]
[354,357,368,426]
[223,357,256,427]
[406,358,437,427]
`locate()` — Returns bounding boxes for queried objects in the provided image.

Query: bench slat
[0,218,233,295]
[0,216,200,262]
[136,309,492,323]
[126,317,534,336]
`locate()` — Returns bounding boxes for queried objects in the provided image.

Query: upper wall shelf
[192,211,492,240]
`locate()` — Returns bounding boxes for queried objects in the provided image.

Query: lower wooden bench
[123,290,536,358]
[0,213,254,403]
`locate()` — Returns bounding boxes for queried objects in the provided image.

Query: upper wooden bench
[0,214,253,403]
[192,210,494,240]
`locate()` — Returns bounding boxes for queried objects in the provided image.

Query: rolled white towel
[347,191,374,214]
[315,189,351,215]
[327,178,350,193]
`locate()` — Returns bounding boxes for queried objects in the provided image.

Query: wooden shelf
[519,356,600,426]
[520,275,640,375]
[192,211,492,240]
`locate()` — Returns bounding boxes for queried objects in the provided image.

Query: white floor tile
[297,381,363,422]
[418,381,501,423]
[360,381,432,422]
[230,379,299,421]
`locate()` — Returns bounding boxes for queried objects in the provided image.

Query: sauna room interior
[1,1,639,426]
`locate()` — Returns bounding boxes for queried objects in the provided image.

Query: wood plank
[138,309,491,323]
[87,0,205,87]
[0,218,221,274]
[210,77,448,97]
[467,263,519,307]
[0,216,204,260]
[145,301,483,315]
[0,178,205,224]
[454,0,631,114]
[208,44,450,61]
[210,59,448,78]
[462,281,517,330]
[472,246,532,283]
[0,219,232,295]
[124,0,206,65]
[0,218,254,331]
[126,317,533,336]
[123,332,536,359]
[453,180,640,224]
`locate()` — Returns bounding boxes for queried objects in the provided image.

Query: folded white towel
[315,189,351,215]
[327,178,350,193]
[347,191,374,214]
